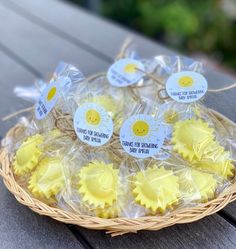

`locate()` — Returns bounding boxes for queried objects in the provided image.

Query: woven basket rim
[1,108,236,236]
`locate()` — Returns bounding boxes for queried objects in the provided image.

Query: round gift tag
[35,81,60,120]
[166,71,208,103]
[74,103,113,147]
[107,58,145,87]
[120,114,165,158]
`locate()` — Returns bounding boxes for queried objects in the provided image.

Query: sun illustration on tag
[83,106,109,129]
[74,103,114,146]
[86,109,101,126]
[123,115,162,144]
[129,116,159,143]
[120,114,165,158]
[166,71,208,103]
[178,76,194,88]
[124,63,137,73]
[46,86,57,101]
[132,120,149,136]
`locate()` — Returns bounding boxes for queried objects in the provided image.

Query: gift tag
[107,58,145,87]
[166,71,208,103]
[35,81,61,120]
[120,114,165,158]
[74,103,113,147]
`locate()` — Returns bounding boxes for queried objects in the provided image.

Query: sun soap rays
[172,118,234,179]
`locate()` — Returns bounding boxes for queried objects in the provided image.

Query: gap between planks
[0,0,113,64]
[0,42,42,77]
[68,225,94,249]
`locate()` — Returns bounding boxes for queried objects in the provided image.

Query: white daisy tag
[73,103,113,147]
[35,77,76,120]
[120,114,165,158]
[166,71,208,103]
[35,81,61,120]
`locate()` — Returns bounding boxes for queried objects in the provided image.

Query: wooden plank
[222,204,236,223]
[4,0,173,59]
[0,50,36,135]
[0,2,108,76]
[204,70,236,123]
[0,51,84,249]
[76,215,236,249]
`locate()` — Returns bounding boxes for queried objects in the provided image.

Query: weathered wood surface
[0,51,84,249]
[0,0,236,248]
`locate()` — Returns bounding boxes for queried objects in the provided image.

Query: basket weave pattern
[1,109,236,236]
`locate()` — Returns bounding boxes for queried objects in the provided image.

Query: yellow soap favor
[172,119,215,161]
[199,141,234,179]
[95,205,120,218]
[193,153,234,180]
[83,95,122,120]
[92,95,120,116]
[28,157,65,200]
[133,166,180,213]
[13,134,44,176]
[48,128,62,138]
[163,109,180,124]
[78,161,119,208]
[172,118,235,179]
[180,168,217,202]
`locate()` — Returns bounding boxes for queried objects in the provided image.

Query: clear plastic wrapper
[154,55,204,78]
[7,122,72,204]
[57,148,128,218]
[13,62,85,133]
[3,49,236,220]
[73,74,136,132]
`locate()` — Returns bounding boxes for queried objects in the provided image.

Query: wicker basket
[1,109,236,236]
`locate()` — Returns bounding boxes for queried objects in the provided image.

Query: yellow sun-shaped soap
[164,109,179,124]
[180,169,217,202]
[188,140,235,179]
[193,156,234,180]
[192,106,202,117]
[86,109,101,125]
[48,128,62,138]
[95,205,120,218]
[133,166,180,213]
[78,161,119,208]
[13,134,44,176]
[89,95,121,119]
[132,120,149,137]
[124,63,136,73]
[172,119,215,161]
[178,76,193,87]
[28,157,65,199]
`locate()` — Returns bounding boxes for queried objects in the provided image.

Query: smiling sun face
[124,63,136,73]
[86,109,101,125]
[46,86,57,101]
[132,120,149,137]
[178,76,193,88]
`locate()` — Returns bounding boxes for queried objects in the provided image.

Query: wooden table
[1,0,236,248]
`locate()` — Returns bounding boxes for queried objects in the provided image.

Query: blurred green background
[67,0,236,70]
